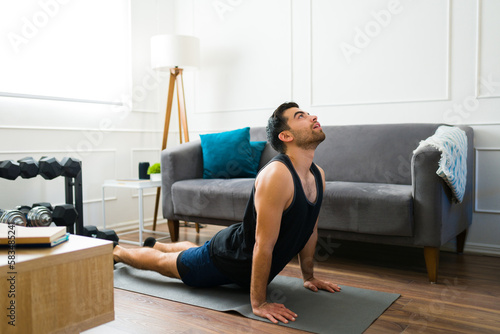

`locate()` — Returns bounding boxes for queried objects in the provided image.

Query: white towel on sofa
[415,126,468,203]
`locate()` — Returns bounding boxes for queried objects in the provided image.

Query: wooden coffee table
[0,234,114,333]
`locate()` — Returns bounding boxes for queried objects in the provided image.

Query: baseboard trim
[440,241,500,257]
[464,242,500,257]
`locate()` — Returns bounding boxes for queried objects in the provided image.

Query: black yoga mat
[114,263,399,334]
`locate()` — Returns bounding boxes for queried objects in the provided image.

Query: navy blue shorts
[176,241,234,288]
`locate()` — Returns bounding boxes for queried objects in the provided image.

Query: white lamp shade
[151,34,200,70]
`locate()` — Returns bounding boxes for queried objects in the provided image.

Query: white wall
[169,0,500,256]
[0,0,499,256]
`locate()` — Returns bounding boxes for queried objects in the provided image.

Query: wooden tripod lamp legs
[152,67,188,232]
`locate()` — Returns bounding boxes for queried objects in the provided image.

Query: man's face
[282,107,325,150]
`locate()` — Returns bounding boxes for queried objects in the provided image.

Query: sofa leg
[456,229,467,254]
[424,247,440,284]
[168,219,179,242]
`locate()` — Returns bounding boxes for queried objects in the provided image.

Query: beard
[290,128,326,150]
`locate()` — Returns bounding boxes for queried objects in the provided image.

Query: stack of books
[0,225,69,248]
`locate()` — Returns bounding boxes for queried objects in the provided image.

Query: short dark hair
[266,102,299,154]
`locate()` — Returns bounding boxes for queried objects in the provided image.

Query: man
[113,102,341,324]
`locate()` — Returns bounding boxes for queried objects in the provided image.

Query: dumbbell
[16,204,52,227]
[32,202,54,211]
[1,157,43,180]
[52,204,78,227]
[83,225,99,238]
[0,209,27,226]
[83,225,119,243]
[1,204,55,227]
[97,229,119,242]
[38,157,62,180]
[0,157,38,180]
[14,203,77,228]
[39,157,82,180]
[0,160,21,180]
[60,157,81,177]
[18,157,39,179]
[0,157,81,180]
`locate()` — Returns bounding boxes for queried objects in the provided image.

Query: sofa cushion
[200,127,265,179]
[172,178,254,221]
[173,179,413,237]
[319,181,414,236]
[314,124,442,185]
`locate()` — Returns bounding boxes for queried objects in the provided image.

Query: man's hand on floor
[252,302,297,324]
[304,277,341,293]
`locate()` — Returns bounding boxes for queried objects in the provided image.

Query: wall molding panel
[474,147,500,214]
[475,0,500,99]
[310,0,450,107]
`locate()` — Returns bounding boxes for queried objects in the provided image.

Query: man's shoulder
[255,160,293,191]
[258,159,292,179]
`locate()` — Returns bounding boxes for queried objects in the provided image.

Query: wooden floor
[84,222,500,334]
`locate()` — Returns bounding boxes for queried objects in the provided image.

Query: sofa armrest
[411,146,444,246]
[161,141,203,219]
[411,128,473,247]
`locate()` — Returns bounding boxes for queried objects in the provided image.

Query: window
[0,0,131,105]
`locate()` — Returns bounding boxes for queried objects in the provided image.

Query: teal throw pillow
[250,141,267,170]
[200,128,266,179]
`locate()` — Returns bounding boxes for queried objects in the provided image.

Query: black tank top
[210,153,323,287]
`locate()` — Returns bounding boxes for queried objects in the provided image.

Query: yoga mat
[114,263,399,334]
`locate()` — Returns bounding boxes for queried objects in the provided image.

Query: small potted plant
[147,163,161,181]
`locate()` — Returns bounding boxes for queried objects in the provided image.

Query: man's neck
[286,148,315,178]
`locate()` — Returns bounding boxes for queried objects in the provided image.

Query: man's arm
[251,162,297,324]
[298,166,341,293]
[298,221,318,282]
[298,221,341,293]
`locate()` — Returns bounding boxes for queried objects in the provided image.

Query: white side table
[102,179,170,246]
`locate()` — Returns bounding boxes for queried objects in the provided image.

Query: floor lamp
[150,34,200,235]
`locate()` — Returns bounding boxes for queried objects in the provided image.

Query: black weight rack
[0,158,84,235]
[64,167,84,235]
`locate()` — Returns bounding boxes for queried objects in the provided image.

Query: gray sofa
[161,124,474,283]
